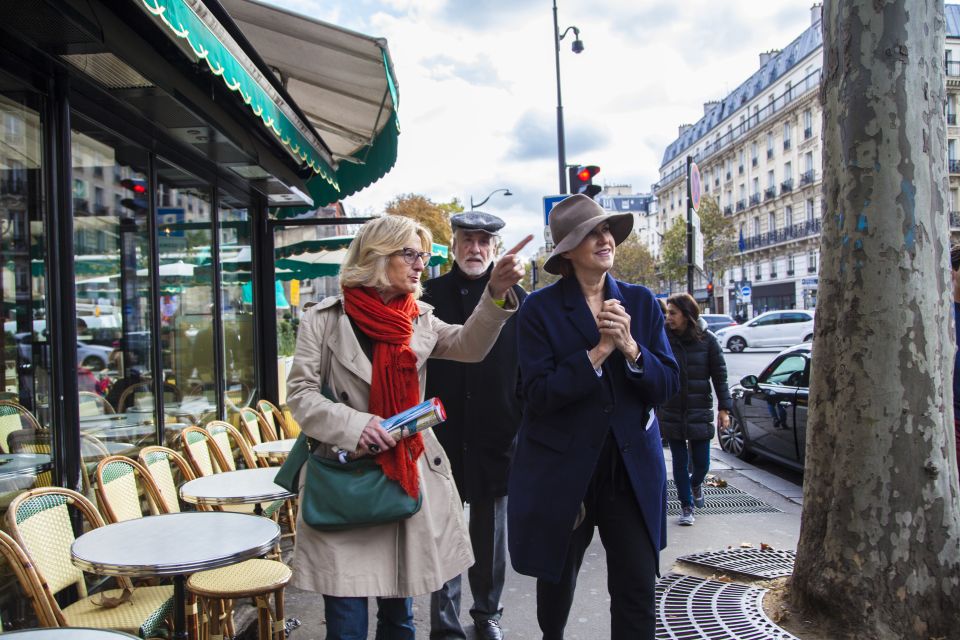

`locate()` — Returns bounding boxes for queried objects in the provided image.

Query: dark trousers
[430,495,507,639]
[668,438,711,507]
[536,438,658,640]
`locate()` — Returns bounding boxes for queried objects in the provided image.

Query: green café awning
[220,0,400,216]
[136,0,339,189]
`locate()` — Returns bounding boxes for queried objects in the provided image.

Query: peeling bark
[792,1,960,638]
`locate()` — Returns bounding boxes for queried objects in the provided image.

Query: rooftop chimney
[811,2,823,25]
[703,100,720,116]
[679,124,693,137]
[759,49,781,67]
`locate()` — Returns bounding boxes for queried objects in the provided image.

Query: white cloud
[261,0,820,254]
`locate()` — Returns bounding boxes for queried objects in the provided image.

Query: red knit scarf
[342,286,424,498]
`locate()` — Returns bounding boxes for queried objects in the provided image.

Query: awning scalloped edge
[139,0,339,192]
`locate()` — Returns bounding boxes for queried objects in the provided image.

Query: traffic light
[568,165,601,198]
[706,281,714,296]
[119,178,148,217]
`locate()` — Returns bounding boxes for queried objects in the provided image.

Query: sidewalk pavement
[274,443,803,640]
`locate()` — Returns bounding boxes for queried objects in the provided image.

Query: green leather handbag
[274,433,422,531]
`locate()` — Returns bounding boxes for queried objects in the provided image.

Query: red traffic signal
[706,282,714,295]
[568,165,601,198]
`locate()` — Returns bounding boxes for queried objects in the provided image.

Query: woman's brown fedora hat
[543,194,634,275]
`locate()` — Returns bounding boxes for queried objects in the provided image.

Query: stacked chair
[255,400,298,439]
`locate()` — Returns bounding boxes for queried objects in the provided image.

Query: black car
[719,344,810,471]
[701,313,737,333]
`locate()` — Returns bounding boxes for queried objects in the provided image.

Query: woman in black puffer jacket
[660,293,732,526]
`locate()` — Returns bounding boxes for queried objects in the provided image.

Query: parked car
[714,310,814,352]
[719,344,810,471]
[14,333,114,371]
[701,313,737,334]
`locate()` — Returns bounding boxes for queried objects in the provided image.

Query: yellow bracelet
[493,297,507,308]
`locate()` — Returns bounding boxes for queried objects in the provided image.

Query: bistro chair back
[94,456,167,523]
[238,407,274,447]
[205,421,257,471]
[7,428,53,489]
[256,400,298,439]
[0,527,59,628]
[78,392,115,417]
[0,401,42,453]
[5,486,174,637]
[138,446,195,514]
[179,426,220,477]
[117,381,183,414]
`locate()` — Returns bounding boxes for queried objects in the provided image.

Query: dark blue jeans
[668,439,711,508]
[323,595,415,640]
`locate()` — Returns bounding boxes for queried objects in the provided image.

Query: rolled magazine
[334,397,447,463]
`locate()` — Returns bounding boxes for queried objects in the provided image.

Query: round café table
[3,629,138,639]
[71,511,279,640]
[251,438,296,460]
[0,454,52,492]
[180,467,295,515]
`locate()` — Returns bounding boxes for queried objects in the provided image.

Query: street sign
[801,277,818,289]
[740,284,752,304]
[543,195,566,226]
[691,211,704,271]
[690,162,701,212]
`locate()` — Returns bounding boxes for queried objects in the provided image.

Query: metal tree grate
[678,548,796,579]
[656,573,799,640]
[667,480,780,516]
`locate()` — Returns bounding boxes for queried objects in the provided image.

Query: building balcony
[739,218,822,252]
[786,269,795,276]
[950,113,958,126]
[799,170,816,185]
[749,193,761,206]
[764,187,777,201]
[781,179,794,194]
[783,139,792,151]
[723,205,733,216]
[769,272,778,279]
[767,148,774,159]
[736,199,746,212]
[738,165,744,175]
[951,210,960,228]
[714,178,720,187]
[755,273,762,281]
[946,60,960,77]
[73,198,89,214]
[752,157,758,167]
[725,171,732,181]
[807,265,817,273]
[804,127,813,139]
[950,159,960,174]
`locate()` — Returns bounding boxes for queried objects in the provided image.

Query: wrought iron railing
[781,179,794,194]
[799,170,816,185]
[764,187,776,201]
[749,193,761,206]
[950,159,960,174]
[740,218,822,252]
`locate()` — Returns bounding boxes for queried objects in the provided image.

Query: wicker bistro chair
[237,408,275,448]
[179,426,220,478]
[134,449,292,640]
[78,392,115,417]
[255,400,298,439]
[0,400,42,453]
[117,382,183,414]
[0,527,60,628]
[5,487,174,638]
[94,456,166,523]
[137,446,196,514]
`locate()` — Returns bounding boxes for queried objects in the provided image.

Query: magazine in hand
[381,397,447,441]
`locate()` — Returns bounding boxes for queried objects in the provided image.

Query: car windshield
[762,354,808,386]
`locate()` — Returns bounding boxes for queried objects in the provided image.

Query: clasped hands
[592,299,640,366]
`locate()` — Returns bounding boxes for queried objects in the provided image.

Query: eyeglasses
[392,248,431,265]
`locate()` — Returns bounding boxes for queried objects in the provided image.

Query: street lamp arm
[559,26,580,40]
[469,188,513,210]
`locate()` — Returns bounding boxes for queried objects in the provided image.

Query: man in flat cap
[424,210,527,640]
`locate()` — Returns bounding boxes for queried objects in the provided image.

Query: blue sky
[266,0,818,253]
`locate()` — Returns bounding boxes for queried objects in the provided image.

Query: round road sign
[690,162,701,212]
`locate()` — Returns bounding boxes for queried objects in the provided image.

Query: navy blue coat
[507,275,680,582]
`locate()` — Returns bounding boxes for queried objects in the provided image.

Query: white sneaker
[678,506,695,526]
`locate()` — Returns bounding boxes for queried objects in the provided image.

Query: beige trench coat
[286,287,516,597]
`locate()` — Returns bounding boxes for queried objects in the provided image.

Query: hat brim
[543,212,634,275]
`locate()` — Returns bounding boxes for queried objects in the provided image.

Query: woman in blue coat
[507,194,680,640]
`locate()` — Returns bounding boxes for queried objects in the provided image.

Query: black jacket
[659,329,732,441]
[422,263,526,502]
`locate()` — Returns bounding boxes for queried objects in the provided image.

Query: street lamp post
[553,0,583,195]
[469,188,512,210]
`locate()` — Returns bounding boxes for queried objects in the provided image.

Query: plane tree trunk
[792,1,960,637]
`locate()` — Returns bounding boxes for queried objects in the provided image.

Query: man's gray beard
[457,259,491,278]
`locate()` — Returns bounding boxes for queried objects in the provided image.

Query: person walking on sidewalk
[508,194,679,640]
[660,293,732,526]
[422,211,526,640]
